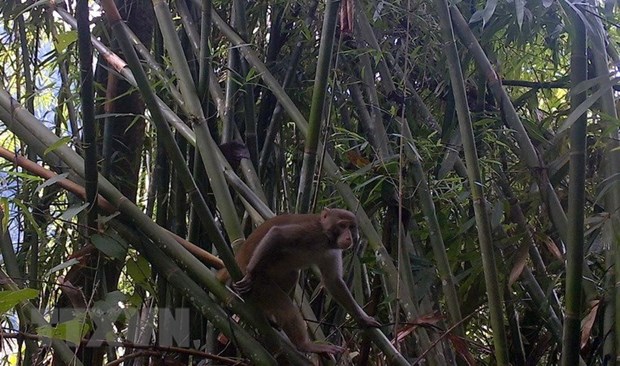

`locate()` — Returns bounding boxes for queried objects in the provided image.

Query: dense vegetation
[1,0,619,364]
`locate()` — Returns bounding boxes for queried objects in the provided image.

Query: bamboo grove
[0,0,619,365]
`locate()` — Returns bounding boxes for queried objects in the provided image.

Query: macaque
[220,208,380,355]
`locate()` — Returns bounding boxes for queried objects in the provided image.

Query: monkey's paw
[299,342,344,355]
[233,275,253,294]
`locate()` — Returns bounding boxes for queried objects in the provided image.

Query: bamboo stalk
[449,6,570,247]
[296,0,340,212]
[0,90,311,365]
[51,4,270,228]
[401,121,465,338]
[561,3,588,364]
[201,6,417,326]
[0,268,84,366]
[100,0,240,279]
[434,0,510,363]
[76,0,98,234]
[588,10,620,358]
[152,0,244,243]
[112,222,277,366]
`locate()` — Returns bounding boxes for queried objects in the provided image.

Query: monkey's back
[236,213,320,270]
[216,213,320,283]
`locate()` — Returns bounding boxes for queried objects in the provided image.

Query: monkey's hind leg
[255,281,343,355]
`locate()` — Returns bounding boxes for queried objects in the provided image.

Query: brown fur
[218,208,379,355]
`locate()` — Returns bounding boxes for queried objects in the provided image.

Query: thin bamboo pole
[0,92,309,365]
[434,0,510,363]
[587,8,620,359]
[76,0,98,234]
[296,0,340,213]
[100,0,241,280]
[151,0,244,243]
[561,3,588,365]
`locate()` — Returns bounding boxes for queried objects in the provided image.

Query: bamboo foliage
[296,0,340,213]
[434,0,509,364]
[2,0,620,364]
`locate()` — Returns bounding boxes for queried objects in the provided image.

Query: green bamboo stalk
[100,0,241,280]
[53,4,270,222]
[112,222,279,366]
[433,0,509,364]
[2,202,38,364]
[202,0,418,332]
[49,6,194,144]
[76,0,98,234]
[222,10,240,143]
[0,211,22,284]
[352,9,466,341]
[561,3,588,365]
[357,53,390,157]
[451,4,598,300]
[588,9,620,358]
[401,121,465,338]
[124,22,184,105]
[0,93,309,365]
[231,0,258,166]
[296,0,340,213]
[198,0,211,100]
[175,0,267,203]
[76,4,99,362]
[449,6,570,246]
[397,229,441,364]
[176,0,201,59]
[354,5,439,132]
[258,0,319,174]
[16,14,35,115]
[152,0,244,243]
[348,82,390,157]
[495,169,563,339]
[0,269,84,366]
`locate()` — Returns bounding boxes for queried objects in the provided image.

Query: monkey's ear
[321,208,331,220]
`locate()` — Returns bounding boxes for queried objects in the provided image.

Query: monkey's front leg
[234,273,254,294]
[235,228,284,294]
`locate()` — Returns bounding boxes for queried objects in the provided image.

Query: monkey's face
[334,221,358,249]
[321,208,359,250]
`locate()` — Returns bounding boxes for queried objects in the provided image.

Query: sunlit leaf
[126,256,155,294]
[35,172,69,194]
[43,136,72,156]
[46,258,80,277]
[60,202,89,221]
[37,314,90,346]
[54,30,78,54]
[0,289,39,314]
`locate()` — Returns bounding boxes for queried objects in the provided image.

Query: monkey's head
[320,208,359,250]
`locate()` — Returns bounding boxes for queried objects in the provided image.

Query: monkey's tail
[216,268,231,284]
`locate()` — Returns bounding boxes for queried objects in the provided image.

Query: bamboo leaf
[59,202,89,221]
[46,258,80,277]
[557,75,620,135]
[91,232,128,260]
[43,136,72,156]
[37,313,91,345]
[35,172,69,194]
[126,256,155,294]
[0,289,38,314]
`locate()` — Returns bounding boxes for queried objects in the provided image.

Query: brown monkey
[224,208,380,355]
